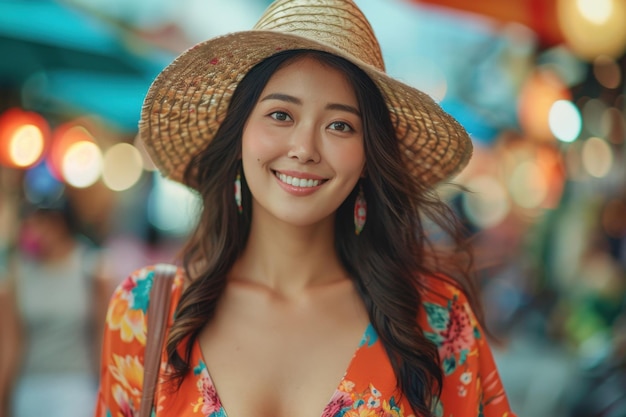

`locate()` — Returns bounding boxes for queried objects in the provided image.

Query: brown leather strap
[139,264,177,417]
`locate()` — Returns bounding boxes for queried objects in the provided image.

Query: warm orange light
[558,0,626,59]
[0,108,49,169]
[518,68,571,142]
[62,141,103,188]
[48,123,96,180]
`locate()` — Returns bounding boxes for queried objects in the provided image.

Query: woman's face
[242,56,365,229]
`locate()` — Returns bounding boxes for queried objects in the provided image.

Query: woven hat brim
[139,30,472,187]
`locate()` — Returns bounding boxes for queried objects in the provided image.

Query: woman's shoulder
[417,275,515,416]
[96,265,186,416]
[110,264,185,305]
[104,264,185,346]
[417,275,484,373]
[418,275,474,313]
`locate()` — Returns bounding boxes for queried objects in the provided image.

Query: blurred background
[0,0,625,416]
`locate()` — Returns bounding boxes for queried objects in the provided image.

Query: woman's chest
[197,300,371,417]
[156,324,413,417]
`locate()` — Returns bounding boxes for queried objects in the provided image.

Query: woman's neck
[231,214,348,298]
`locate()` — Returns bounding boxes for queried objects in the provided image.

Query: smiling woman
[93,1,516,417]
[242,56,365,228]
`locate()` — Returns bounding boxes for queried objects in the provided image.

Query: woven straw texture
[139,0,472,187]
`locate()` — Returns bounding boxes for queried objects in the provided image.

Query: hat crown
[253,0,385,71]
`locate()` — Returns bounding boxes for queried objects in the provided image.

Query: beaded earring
[234,170,242,214]
[354,184,366,235]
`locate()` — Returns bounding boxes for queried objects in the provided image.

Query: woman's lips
[273,170,327,195]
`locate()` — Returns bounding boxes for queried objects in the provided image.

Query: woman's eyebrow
[260,93,301,104]
[261,93,361,116]
[326,103,360,117]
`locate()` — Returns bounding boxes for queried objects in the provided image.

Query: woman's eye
[269,111,292,122]
[329,121,353,132]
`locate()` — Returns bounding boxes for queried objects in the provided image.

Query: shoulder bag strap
[138,263,177,417]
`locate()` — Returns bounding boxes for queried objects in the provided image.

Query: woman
[0,201,109,417]
[95,0,515,416]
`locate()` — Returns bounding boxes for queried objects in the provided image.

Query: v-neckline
[194,322,376,417]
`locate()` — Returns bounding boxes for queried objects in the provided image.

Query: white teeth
[276,172,321,188]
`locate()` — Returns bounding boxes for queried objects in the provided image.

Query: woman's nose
[287,124,321,163]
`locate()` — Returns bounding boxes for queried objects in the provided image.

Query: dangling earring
[354,183,366,235]
[234,169,242,214]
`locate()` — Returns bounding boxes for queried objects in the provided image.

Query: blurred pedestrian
[0,198,111,417]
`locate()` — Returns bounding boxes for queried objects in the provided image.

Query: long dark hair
[167,49,480,417]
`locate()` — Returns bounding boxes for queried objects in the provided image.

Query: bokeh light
[549,100,582,142]
[564,141,585,181]
[49,124,97,180]
[147,174,199,235]
[9,124,45,168]
[23,162,65,205]
[582,98,608,137]
[601,107,626,144]
[62,141,103,188]
[518,69,571,141]
[0,108,49,169]
[558,0,626,59]
[534,145,567,209]
[508,160,549,209]
[582,137,613,178]
[462,175,510,229]
[102,143,144,191]
[593,55,622,89]
[576,0,613,25]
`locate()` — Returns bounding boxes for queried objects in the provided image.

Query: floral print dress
[95,266,515,417]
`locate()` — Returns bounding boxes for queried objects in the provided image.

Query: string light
[102,143,144,191]
[549,100,582,142]
[0,108,49,169]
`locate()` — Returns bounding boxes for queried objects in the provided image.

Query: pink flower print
[423,297,476,375]
[120,276,137,293]
[323,390,354,417]
[438,302,474,358]
[458,384,468,397]
[112,384,135,417]
[197,375,222,415]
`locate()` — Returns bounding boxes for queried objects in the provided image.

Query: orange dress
[95,265,515,417]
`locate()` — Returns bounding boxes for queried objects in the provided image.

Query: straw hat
[139,0,472,187]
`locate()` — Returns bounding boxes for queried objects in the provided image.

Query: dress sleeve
[94,267,154,417]
[420,280,516,417]
[471,313,515,417]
